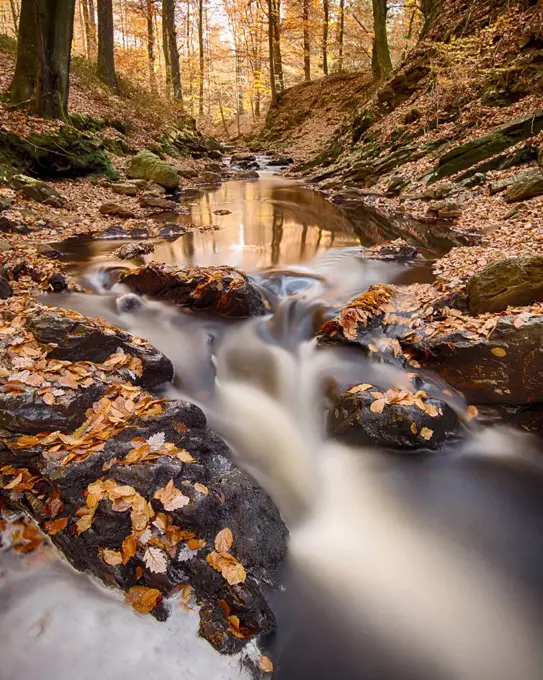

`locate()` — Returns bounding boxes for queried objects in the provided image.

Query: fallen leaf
[15,435,40,448]
[102,549,123,566]
[187,538,206,550]
[370,398,385,414]
[154,480,190,511]
[122,534,137,561]
[491,347,507,357]
[42,392,56,406]
[207,551,246,585]
[194,482,208,495]
[175,448,196,463]
[466,405,479,420]
[259,656,274,673]
[410,422,418,435]
[44,516,68,535]
[348,383,373,394]
[146,431,166,451]
[420,427,433,441]
[215,527,233,552]
[125,586,162,614]
[143,546,168,573]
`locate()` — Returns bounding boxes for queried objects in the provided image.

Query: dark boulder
[0,276,13,299]
[467,256,543,314]
[329,385,458,450]
[120,264,271,318]
[199,171,222,184]
[230,154,256,164]
[24,306,173,389]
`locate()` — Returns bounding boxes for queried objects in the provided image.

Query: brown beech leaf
[491,347,507,357]
[175,448,196,463]
[44,516,68,535]
[410,422,418,435]
[420,427,433,441]
[15,435,40,448]
[348,383,373,394]
[42,392,56,406]
[187,538,206,550]
[259,656,274,673]
[215,527,233,552]
[370,398,385,414]
[102,549,123,566]
[194,482,209,495]
[154,479,190,511]
[143,546,168,573]
[125,586,162,614]
[206,551,246,585]
[122,534,137,561]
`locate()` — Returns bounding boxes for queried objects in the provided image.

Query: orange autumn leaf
[370,398,385,414]
[187,538,206,550]
[214,527,233,552]
[44,516,68,535]
[154,479,189,511]
[420,427,433,441]
[125,586,162,614]
[102,548,123,566]
[259,656,274,673]
[194,482,209,495]
[206,550,246,585]
[122,534,137,561]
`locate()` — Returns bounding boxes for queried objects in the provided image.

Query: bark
[10,0,75,121]
[163,0,182,102]
[272,0,284,91]
[337,0,345,72]
[371,0,392,82]
[79,0,88,58]
[162,4,171,93]
[145,0,157,93]
[303,0,310,81]
[9,0,20,30]
[198,0,204,117]
[82,0,97,60]
[322,0,329,76]
[267,0,277,107]
[97,0,117,89]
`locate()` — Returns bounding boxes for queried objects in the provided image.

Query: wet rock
[99,202,136,219]
[112,241,156,260]
[329,386,458,450]
[25,307,173,389]
[0,276,13,299]
[459,172,487,189]
[138,194,178,210]
[358,239,418,262]
[127,151,179,190]
[467,256,543,314]
[266,155,293,166]
[10,174,66,208]
[120,264,270,318]
[199,171,222,184]
[0,399,287,652]
[158,223,187,241]
[48,272,69,292]
[203,162,223,173]
[237,170,259,180]
[406,315,543,405]
[177,167,199,179]
[505,171,543,202]
[213,209,232,216]
[230,153,256,164]
[111,183,138,197]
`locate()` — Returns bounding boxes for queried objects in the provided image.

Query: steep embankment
[258,0,543,289]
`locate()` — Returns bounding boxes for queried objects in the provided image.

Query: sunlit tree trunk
[272,0,284,91]
[254,19,262,117]
[267,0,277,106]
[336,0,345,72]
[302,0,310,81]
[145,0,157,93]
[163,0,182,102]
[162,5,171,93]
[198,0,204,117]
[81,0,97,60]
[97,0,117,88]
[79,0,88,57]
[9,0,19,30]
[10,0,76,121]
[371,0,391,81]
[322,0,329,75]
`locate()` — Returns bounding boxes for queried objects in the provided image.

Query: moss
[70,113,107,132]
[126,150,179,188]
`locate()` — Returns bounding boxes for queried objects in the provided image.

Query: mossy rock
[467,256,543,314]
[126,150,179,189]
[0,126,115,179]
[70,113,107,133]
[505,171,543,203]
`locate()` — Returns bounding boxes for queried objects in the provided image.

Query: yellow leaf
[122,534,137,561]
[187,538,206,550]
[424,403,439,417]
[125,586,162,614]
[410,422,418,435]
[370,398,385,414]
[420,427,433,441]
[259,656,274,673]
[348,383,373,394]
[44,516,68,535]
[206,551,246,585]
[466,405,478,420]
[15,435,40,448]
[491,347,507,357]
[215,527,233,552]
[102,549,123,566]
[76,509,95,534]
[194,482,209,495]
[154,479,190,511]
[175,448,196,463]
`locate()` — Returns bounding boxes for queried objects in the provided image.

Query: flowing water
[2,170,543,680]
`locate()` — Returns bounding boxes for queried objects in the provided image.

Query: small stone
[48,272,69,292]
[99,202,136,218]
[0,239,11,251]
[505,171,543,202]
[199,171,222,184]
[111,183,138,196]
[138,193,178,210]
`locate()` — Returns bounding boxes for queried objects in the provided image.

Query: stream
[2,169,543,680]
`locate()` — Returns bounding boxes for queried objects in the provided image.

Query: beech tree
[322,0,329,75]
[9,0,76,120]
[371,0,392,81]
[163,0,183,101]
[302,0,310,80]
[97,0,118,88]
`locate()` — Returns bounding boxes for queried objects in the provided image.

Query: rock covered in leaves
[466,256,543,314]
[357,238,418,262]
[0,396,287,654]
[99,202,136,219]
[329,384,458,450]
[120,264,271,318]
[127,151,180,190]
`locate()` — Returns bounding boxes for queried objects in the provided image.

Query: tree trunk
[145,0,157,93]
[163,0,182,102]
[97,0,117,88]
[267,0,277,107]
[198,0,204,117]
[79,0,89,58]
[302,0,310,81]
[9,0,20,30]
[322,0,328,75]
[82,0,97,60]
[10,0,75,121]
[337,0,345,72]
[371,0,391,82]
[162,4,171,93]
[272,0,283,91]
